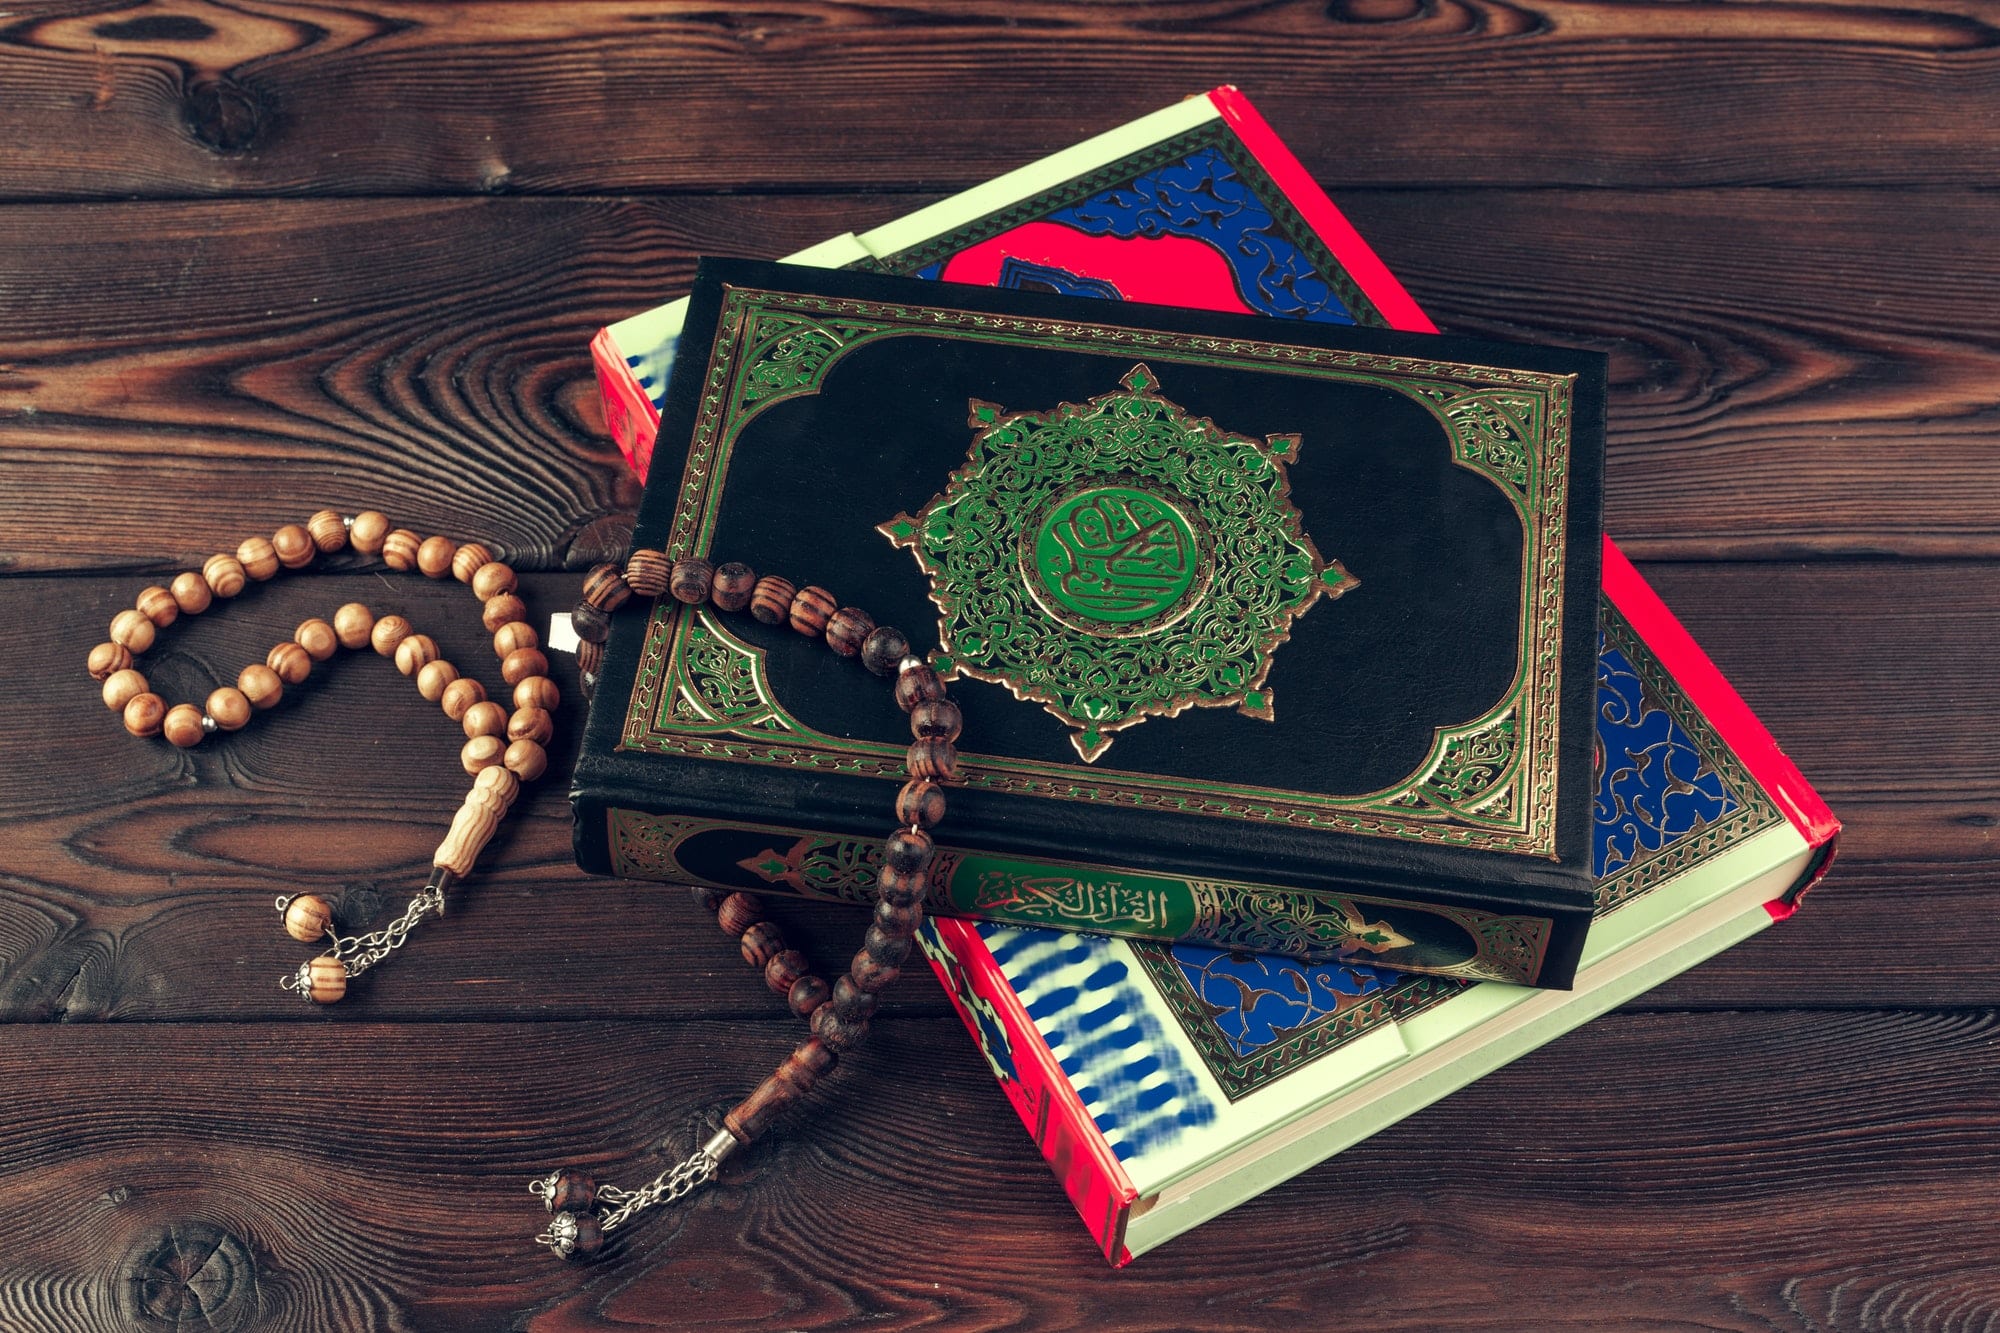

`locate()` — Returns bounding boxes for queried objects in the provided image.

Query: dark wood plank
[2,190,1997,571]
[1,1009,1996,1330]
[2,1,1997,199]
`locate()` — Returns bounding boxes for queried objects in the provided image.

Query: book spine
[590,325,661,483]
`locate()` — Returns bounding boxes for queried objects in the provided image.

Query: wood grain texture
[0,0,1997,200]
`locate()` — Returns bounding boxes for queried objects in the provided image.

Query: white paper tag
[546,612,581,655]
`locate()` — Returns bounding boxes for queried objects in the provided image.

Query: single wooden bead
[576,639,604,678]
[716,892,763,938]
[546,1170,597,1215]
[394,633,439,677]
[237,535,280,581]
[788,974,831,1019]
[864,924,914,968]
[283,893,333,943]
[623,548,671,597]
[470,561,518,600]
[417,535,457,578]
[238,663,283,710]
[381,528,422,572]
[710,561,756,612]
[749,575,795,625]
[332,602,375,650]
[272,523,316,569]
[894,663,945,711]
[884,827,934,873]
[824,607,874,657]
[514,676,559,712]
[787,585,837,637]
[848,948,902,994]
[580,563,631,612]
[569,602,610,645]
[349,511,391,555]
[740,920,784,970]
[669,557,714,604]
[304,955,347,1004]
[549,1211,603,1262]
[451,542,493,583]
[461,734,506,774]
[170,570,213,615]
[416,659,460,702]
[895,778,947,829]
[293,618,339,662]
[501,647,549,686]
[506,705,553,746]
[369,614,413,657]
[493,621,539,657]
[461,700,508,739]
[906,737,960,783]
[482,592,527,633]
[764,948,811,998]
[911,698,963,742]
[87,641,132,682]
[861,626,910,677]
[135,585,179,628]
[162,703,206,748]
[108,609,156,654]
[690,886,729,913]
[266,641,312,685]
[122,692,166,738]
[502,738,548,781]
[875,865,928,907]
[206,686,251,731]
[307,509,349,554]
[810,1003,870,1054]
[440,677,487,721]
[202,553,247,599]
[830,974,878,1024]
[873,897,925,939]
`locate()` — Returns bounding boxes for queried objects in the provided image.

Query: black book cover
[575,259,1607,989]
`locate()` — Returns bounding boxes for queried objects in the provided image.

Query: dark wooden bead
[849,949,903,994]
[911,698,963,742]
[690,886,729,913]
[716,891,763,938]
[894,664,945,711]
[884,827,934,874]
[863,924,913,968]
[749,576,796,625]
[623,548,671,597]
[551,1211,603,1262]
[669,557,715,605]
[861,626,910,677]
[570,602,611,644]
[830,975,878,1024]
[809,1004,871,1054]
[725,1038,837,1145]
[787,585,838,637]
[764,948,811,998]
[710,561,756,611]
[906,737,960,783]
[740,920,784,970]
[576,639,604,677]
[875,865,928,908]
[581,563,632,612]
[873,896,925,939]
[895,779,947,829]
[787,974,831,1019]
[824,607,874,657]
[547,1169,597,1214]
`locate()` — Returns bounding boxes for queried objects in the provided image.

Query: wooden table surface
[3,4,1995,1329]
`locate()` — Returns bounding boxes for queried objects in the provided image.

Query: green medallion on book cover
[881,364,1354,761]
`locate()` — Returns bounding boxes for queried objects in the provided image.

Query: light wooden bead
[237,535,279,581]
[452,542,493,583]
[382,528,422,572]
[440,677,487,721]
[514,676,559,712]
[266,641,312,685]
[417,659,460,702]
[162,703,207,749]
[507,706,554,746]
[283,893,333,943]
[122,693,166,738]
[482,593,527,633]
[202,553,246,599]
[461,733,506,774]
[493,621,539,657]
[109,609,156,654]
[333,602,375,650]
[136,585,179,628]
[294,618,339,661]
[471,561,518,600]
[502,737,548,781]
[102,668,148,712]
[88,641,132,682]
[417,535,457,578]
[394,633,439,677]
[501,647,549,686]
[207,686,251,731]
[304,956,347,1004]
[370,614,413,657]
[170,570,213,615]
[238,663,283,710]
[272,524,316,569]
[462,700,508,739]
[349,511,391,555]
[307,509,349,554]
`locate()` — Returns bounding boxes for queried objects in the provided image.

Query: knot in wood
[120,1221,257,1329]
[181,77,265,155]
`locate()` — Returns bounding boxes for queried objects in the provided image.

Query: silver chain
[328,886,444,977]
[594,1149,719,1232]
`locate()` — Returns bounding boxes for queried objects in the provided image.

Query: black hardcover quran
[573,259,1608,989]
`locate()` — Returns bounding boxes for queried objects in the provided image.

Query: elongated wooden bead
[825,607,874,657]
[906,737,959,782]
[162,703,206,748]
[206,686,251,731]
[580,563,630,612]
[433,765,520,876]
[307,509,348,554]
[669,557,714,604]
[461,734,505,774]
[136,585,178,628]
[122,693,166,738]
[725,1037,838,1144]
[502,738,547,781]
[716,892,762,938]
[501,647,548,686]
[170,570,213,615]
[462,700,507,739]
[109,609,155,654]
[202,553,246,599]
[514,677,559,712]
[294,618,339,661]
[381,528,421,572]
[333,602,374,650]
[237,535,279,581]
[272,523,316,569]
[440,677,486,721]
[895,778,947,829]
[417,659,459,702]
[482,592,527,633]
[304,956,347,1004]
[710,561,756,611]
[348,511,390,555]
[764,949,811,998]
[493,621,538,657]
[394,633,439,677]
[749,576,795,625]
[623,549,671,597]
[369,614,412,657]
[507,706,553,746]
[861,626,910,677]
[788,974,831,1019]
[894,664,945,712]
[471,561,518,600]
[238,664,283,710]
[88,642,132,682]
[266,641,312,685]
[451,542,493,583]
[417,535,456,578]
[788,585,837,637]
[283,893,333,942]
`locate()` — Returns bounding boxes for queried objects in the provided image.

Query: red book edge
[591,326,658,483]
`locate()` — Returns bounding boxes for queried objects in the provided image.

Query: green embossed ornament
[881,364,1355,762]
